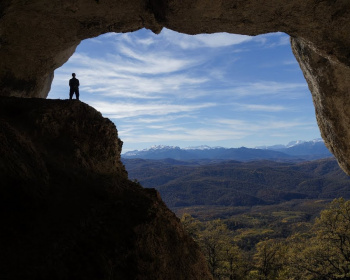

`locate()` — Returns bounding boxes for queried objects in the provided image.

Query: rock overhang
[1,0,350,173]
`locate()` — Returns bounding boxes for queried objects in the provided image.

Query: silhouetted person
[69,73,80,100]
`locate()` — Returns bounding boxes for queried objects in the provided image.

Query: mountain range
[122,139,332,161]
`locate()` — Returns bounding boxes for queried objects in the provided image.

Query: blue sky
[49,28,321,152]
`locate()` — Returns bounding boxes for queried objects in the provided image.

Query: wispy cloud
[53,51,208,99]
[49,28,317,151]
[255,32,291,48]
[118,116,317,150]
[120,127,250,144]
[213,118,314,131]
[235,103,287,112]
[122,114,193,124]
[283,60,298,65]
[116,46,197,74]
[90,101,216,119]
[160,29,253,49]
[230,82,307,97]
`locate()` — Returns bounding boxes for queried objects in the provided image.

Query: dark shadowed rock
[0,97,212,280]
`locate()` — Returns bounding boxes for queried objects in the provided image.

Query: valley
[123,157,350,216]
[122,155,350,279]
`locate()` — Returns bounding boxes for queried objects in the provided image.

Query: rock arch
[1,0,350,172]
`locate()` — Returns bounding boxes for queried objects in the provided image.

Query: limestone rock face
[1,0,350,173]
[1,0,349,98]
[0,97,212,280]
[292,38,350,175]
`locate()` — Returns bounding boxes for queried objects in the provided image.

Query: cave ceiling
[1,0,350,173]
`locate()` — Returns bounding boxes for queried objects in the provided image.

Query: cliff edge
[0,97,212,280]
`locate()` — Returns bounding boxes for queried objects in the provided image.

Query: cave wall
[1,0,350,173]
[292,37,350,174]
[0,97,213,280]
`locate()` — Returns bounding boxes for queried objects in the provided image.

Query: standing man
[69,73,80,100]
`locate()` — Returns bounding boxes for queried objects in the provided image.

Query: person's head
[72,73,76,77]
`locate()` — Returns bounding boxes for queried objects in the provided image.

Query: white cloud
[90,101,216,119]
[255,32,291,48]
[122,114,193,124]
[283,60,298,65]
[231,81,307,97]
[120,114,315,138]
[135,37,156,46]
[278,36,291,46]
[118,116,317,150]
[213,118,314,132]
[160,28,253,49]
[194,33,253,48]
[236,103,287,112]
[53,50,209,99]
[120,127,249,144]
[117,46,196,74]
[50,28,318,151]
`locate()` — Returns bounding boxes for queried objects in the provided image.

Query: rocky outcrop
[292,37,350,175]
[0,97,212,280]
[1,1,350,173]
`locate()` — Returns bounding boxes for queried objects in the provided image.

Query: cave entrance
[47,29,345,275]
[49,28,321,153]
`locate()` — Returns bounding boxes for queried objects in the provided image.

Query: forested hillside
[123,157,350,279]
[123,157,350,210]
[180,199,350,279]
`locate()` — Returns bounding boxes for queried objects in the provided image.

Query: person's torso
[70,78,79,88]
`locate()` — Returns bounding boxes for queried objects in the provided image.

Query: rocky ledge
[0,97,212,280]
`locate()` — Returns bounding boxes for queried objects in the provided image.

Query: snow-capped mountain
[256,138,324,150]
[183,145,222,150]
[122,139,332,161]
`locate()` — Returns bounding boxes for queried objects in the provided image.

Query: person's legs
[69,89,73,99]
[75,89,79,100]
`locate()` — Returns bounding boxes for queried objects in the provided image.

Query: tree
[180,213,202,240]
[199,219,231,278]
[181,214,246,280]
[250,239,285,280]
[286,198,350,279]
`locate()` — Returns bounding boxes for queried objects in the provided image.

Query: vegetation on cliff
[124,157,350,210]
[125,157,350,279]
[181,198,350,280]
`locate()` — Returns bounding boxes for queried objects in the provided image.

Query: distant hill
[122,139,332,161]
[123,157,350,209]
[258,138,332,158]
